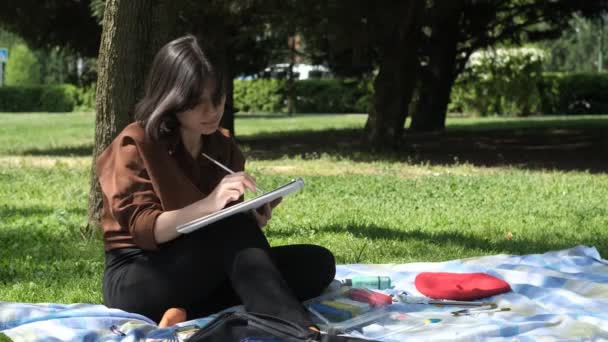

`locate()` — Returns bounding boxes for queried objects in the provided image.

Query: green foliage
[234,79,372,114]
[452,71,608,116]
[234,79,286,113]
[0,85,83,112]
[40,84,78,112]
[0,27,22,50]
[5,43,41,86]
[293,79,370,113]
[40,47,64,84]
[0,86,43,112]
[539,73,608,114]
[354,78,374,114]
[450,48,546,116]
[450,44,608,116]
[36,47,98,87]
[0,0,101,57]
[540,14,608,73]
[75,83,96,112]
[1,28,96,87]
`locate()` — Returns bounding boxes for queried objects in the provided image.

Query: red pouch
[415,272,511,300]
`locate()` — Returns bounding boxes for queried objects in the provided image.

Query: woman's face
[176,85,225,136]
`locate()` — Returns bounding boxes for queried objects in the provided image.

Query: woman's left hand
[251,197,282,228]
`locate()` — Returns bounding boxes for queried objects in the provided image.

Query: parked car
[238,63,332,80]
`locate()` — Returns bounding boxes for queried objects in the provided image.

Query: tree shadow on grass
[269,223,607,260]
[20,145,93,157]
[0,205,101,285]
[238,119,608,173]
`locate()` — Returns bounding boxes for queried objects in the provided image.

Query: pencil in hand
[201,152,265,194]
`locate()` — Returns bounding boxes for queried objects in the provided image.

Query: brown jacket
[96,122,245,251]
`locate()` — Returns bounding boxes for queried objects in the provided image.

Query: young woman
[96,35,335,328]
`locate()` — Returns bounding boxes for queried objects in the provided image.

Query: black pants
[103,213,336,327]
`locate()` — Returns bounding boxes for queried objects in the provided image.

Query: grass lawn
[1,112,607,305]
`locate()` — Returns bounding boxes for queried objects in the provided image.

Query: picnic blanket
[1,245,608,341]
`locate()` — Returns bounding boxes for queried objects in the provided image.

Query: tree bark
[410,1,464,132]
[216,29,236,136]
[221,68,236,135]
[86,0,175,235]
[364,0,425,149]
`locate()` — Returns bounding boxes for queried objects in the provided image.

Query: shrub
[294,79,369,113]
[4,43,41,86]
[451,47,546,116]
[234,79,285,113]
[550,73,608,114]
[452,71,608,116]
[234,79,372,114]
[0,86,43,111]
[40,84,78,112]
[0,84,79,112]
[75,84,96,112]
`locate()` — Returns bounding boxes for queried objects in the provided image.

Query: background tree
[409,0,608,132]
[299,0,608,145]
[4,43,41,85]
[297,0,426,148]
[408,0,470,132]
[540,14,608,73]
[364,0,426,148]
[0,0,101,58]
[90,0,292,134]
[0,1,101,86]
[177,0,294,133]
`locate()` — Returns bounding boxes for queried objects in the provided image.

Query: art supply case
[303,287,442,340]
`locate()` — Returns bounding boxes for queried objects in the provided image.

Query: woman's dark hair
[134,34,225,141]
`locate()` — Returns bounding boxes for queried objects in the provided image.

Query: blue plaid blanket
[2,245,608,341]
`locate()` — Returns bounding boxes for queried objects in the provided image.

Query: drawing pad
[176,178,305,234]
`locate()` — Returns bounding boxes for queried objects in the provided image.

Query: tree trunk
[364,0,425,149]
[86,0,175,235]
[409,1,464,132]
[217,30,236,135]
[364,54,411,148]
[286,33,297,116]
[221,69,236,135]
[409,67,458,132]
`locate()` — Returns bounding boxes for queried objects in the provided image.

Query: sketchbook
[176,178,305,234]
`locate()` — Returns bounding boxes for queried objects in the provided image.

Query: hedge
[233,79,285,113]
[2,74,606,115]
[451,72,608,116]
[234,79,372,114]
[539,73,608,114]
[237,74,608,116]
[0,84,95,112]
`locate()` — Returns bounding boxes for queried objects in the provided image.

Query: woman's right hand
[156,172,257,244]
[206,172,258,212]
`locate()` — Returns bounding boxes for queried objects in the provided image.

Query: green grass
[1,112,608,304]
[0,112,94,156]
[445,115,608,131]
[2,112,607,156]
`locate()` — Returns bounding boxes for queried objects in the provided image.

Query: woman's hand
[206,172,258,211]
[251,197,282,228]
[155,172,257,244]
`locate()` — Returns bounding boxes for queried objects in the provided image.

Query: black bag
[186,311,374,342]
